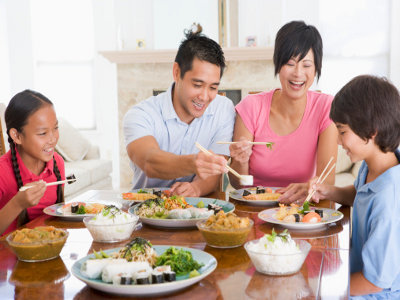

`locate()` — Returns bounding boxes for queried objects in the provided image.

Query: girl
[0,90,65,236]
[310,75,400,298]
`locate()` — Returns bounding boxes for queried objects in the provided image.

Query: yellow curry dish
[196,211,253,248]
[6,226,69,262]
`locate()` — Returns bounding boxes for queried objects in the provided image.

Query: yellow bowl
[6,227,68,262]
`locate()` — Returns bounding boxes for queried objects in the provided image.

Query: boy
[311,75,400,298]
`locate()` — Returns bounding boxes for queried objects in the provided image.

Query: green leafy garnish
[265,228,290,245]
[137,189,149,194]
[77,205,86,214]
[155,246,204,276]
[299,201,311,214]
[266,142,274,150]
[93,249,110,259]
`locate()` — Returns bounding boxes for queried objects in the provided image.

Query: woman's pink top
[236,89,333,187]
[0,149,65,235]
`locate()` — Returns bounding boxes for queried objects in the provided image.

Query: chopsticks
[304,156,336,203]
[19,177,77,192]
[217,141,274,148]
[195,142,245,181]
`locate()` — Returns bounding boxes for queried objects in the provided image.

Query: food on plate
[6,226,68,262]
[244,229,311,275]
[155,246,204,276]
[197,211,253,248]
[275,202,324,224]
[61,202,105,215]
[122,192,158,201]
[83,206,139,243]
[135,197,219,220]
[243,192,281,201]
[80,237,204,285]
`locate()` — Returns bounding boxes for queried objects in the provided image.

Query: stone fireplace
[101,47,279,188]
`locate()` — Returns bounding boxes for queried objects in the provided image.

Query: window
[30,0,95,129]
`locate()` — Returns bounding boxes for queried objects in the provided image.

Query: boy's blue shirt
[350,150,400,299]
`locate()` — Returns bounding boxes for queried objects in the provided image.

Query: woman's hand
[277,183,309,204]
[14,180,46,210]
[229,138,253,164]
[194,151,228,180]
[169,182,200,197]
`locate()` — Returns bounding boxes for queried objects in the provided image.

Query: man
[123,30,235,196]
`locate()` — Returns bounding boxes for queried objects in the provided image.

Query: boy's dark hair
[274,20,323,80]
[5,90,64,226]
[330,75,400,152]
[175,30,225,78]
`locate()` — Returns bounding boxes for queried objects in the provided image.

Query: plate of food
[119,188,170,203]
[128,196,235,228]
[258,202,344,230]
[71,237,217,297]
[229,186,282,206]
[43,201,122,221]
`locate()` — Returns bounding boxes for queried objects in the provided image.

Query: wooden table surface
[0,190,350,299]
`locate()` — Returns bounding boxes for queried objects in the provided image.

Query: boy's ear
[9,128,22,145]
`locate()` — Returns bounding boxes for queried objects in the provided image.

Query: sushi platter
[129,197,235,228]
[229,186,282,206]
[43,201,121,221]
[71,245,217,297]
[258,207,344,230]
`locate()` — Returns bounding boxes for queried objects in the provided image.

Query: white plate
[43,201,121,221]
[229,187,281,206]
[119,187,169,203]
[129,197,235,228]
[258,207,344,230]
[71,245,217,297]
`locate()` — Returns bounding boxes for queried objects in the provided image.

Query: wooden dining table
[0,190,350,299]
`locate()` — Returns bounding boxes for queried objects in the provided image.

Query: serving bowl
[244,239,311,275]
[6,226,68,262]
[197,218,253,248]
[83,214,140,243]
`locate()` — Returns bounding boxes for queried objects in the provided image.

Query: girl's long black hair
[5,90,64,226]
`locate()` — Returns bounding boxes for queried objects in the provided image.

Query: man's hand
[169,182,201,197]
[194,151,228,180]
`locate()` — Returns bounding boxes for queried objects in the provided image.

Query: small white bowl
[244,239,311,275]
[83,215,140,243]
[240,175,254,186]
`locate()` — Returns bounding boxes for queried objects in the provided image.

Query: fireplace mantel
[100,47,273,64]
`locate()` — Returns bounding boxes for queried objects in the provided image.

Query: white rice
[245,235,308,275]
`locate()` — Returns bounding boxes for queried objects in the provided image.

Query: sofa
[55,118,113,200]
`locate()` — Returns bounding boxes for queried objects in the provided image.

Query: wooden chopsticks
[19,178,77,192]
[195,142,245,181]
[216,141,274,146]
[304,156,336,203]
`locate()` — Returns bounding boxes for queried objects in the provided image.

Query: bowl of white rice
[244,230,311,275]
[83,206,140,243]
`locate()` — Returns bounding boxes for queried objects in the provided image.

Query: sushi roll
[151,271,164,284]
[315,209,324,218]
[242,189,251,197]
[112,273,132,285]
[163,271,176,282]
[283,214,302,223]
[71,203,79,214]
[208,204,222,214]
[302,212,322,223]
[153,189,162,197]
[256,187,266,194]
[133,269,151,285]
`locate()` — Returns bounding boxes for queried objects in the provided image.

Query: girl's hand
[229,138,252,164]
[194,151,228,180]
[277,183,309,204]
[308,176,334,203]
[15,180,46,210]
[170,182,200,197]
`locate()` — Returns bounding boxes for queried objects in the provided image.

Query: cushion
[336,145,353,173]
[56,117,91,162]
[66,159,112,183]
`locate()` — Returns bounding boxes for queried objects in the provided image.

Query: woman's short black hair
[273,20,323,80]
[330,75,400,153]
[175,30,225,79]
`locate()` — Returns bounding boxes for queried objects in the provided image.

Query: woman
[229,21,337,204]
